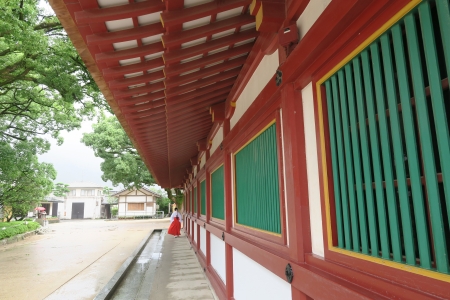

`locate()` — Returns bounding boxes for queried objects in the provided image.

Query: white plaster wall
[200,153,206,169]
[302,82,324,257]
[210,126,223,155]
[118,203,126,215]
[119,195,126,203]
[230,50,279,130]
[200,226,207,256]
[296,0,332,39]
[210,234,226,284]
[127,196,146,202]
[233,248,291,300]
[194,222,197,243]
[146,205,154,214]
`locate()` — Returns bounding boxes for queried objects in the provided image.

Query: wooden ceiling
[50,0,303,187]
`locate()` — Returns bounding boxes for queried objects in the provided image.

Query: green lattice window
[211,165,224,220]
[235,122,281,234]
[201,180,206,215]
[324,0,450,274]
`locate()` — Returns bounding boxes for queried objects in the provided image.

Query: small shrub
[0,221,40,240]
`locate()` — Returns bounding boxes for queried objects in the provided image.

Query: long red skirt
[168,217,181,236]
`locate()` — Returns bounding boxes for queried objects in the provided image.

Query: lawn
[0,221,41,240]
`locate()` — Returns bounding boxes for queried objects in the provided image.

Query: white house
[58,182,105,220]
[113,187,161,218]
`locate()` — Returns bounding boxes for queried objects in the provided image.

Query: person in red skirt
[168,207,182,237]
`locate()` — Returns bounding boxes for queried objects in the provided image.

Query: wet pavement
[148,230,217,300]
[0,219,169,300]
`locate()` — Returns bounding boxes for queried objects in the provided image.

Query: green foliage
[167,188,184,210]
[0,0,107,153]
[0,221,40,240]
[156,197,170,214]
[111,206,118,217]
[0,141,55,222]
[82,114,154,189]
[53,182,69,197]
[102,186,117,204]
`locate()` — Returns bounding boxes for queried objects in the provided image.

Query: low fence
[117,211,165,219]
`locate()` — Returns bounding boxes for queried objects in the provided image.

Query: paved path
[0,219,169,300]
[149,230,217,300]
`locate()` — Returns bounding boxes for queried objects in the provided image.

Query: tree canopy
[0,0,106,152]
[0,141,55,221]
[53,182,69,197]
[82,114,155,189]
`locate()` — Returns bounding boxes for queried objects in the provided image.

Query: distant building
[112,187,161,218]
[57,182,105,219]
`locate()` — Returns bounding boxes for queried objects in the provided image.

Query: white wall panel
[210,126,223,155]
[127,196,146,203]
[200,226,207,256]
[233,248,291,300]
[230,50,279,130]
[118,203,126,216]
[296,0,332,39]
[200,153,206,169]
[210,234,226,284]
[302,82,324,257]
[194,223,197,243]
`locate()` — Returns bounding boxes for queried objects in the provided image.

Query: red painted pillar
[223,118,234,299]
[280,83,312,265]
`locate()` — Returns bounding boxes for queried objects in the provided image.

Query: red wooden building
[50,0,450,298]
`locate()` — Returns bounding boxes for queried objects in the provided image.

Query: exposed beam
[167,96,226,116]
[161,15,254,49]
[164,43,252,78]
[125,105,166,118]
[117,91,165,107]
[165,78,234,104]
[113,81,165,99]
[160,0,250,28]
[166,90,229,110]
[165,57,245,88]
[163,30,257,65]
[87,23,165,46]
[103,58,164,79]
[108,71,164,90]
[165,69,239,97]
[75,0,164,25]
[120,99,165,114]
[96,43,164,63]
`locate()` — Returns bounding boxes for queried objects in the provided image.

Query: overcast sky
[38,120,119,188]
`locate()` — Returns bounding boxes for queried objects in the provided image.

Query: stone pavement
[148,230,217,300]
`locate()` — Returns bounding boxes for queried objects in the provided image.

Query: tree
[53,182,69,198]
[82,114,155,189]
[148,185,170,213]
[102,186,117,204]
[0,141,55,221]
[0,0,107,153]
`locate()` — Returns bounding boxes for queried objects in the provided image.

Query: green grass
[0,221,40,240]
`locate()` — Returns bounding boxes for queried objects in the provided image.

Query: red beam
[165,70,239,97]
[164,43,252,78]
[126,111,166,125]
[108,71,164,89]
[167,96,226,116]
[167,90,229,110]
[165,56,245,88]
[167,115,211,128]
[103,58,164,79]
[163,30,257,65]
[87,23,165,46]
[117,91,165,107]
[124,105,166,118]
[161,15,254,49]
[75,0,164,25]
[120,99,165,114]
[161,0,250,28]
[166,78,234,104]
[113,81,165,99]
[96,43,164,63]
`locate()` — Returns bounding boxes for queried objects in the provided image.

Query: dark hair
[174,207,178,211]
